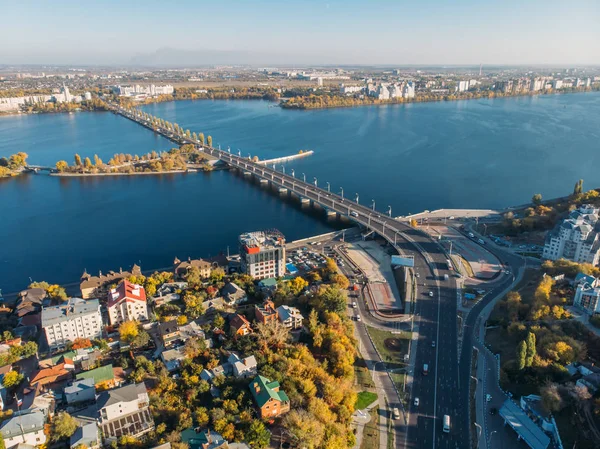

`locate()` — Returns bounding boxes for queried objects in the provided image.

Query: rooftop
[499,399,550,449]
[75,364,115,385]
[0,410,45,438]
[108,279,146,307]
[41,298,100,327]
[239,230,285,252]
[249,375,289,408]
[96,382,147,410]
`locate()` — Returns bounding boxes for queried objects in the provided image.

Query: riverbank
[281,86,600,110]
[49,169,190,177]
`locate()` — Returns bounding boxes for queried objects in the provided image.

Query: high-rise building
[239,231,286,279]
[42,298,103,350]
[457,80,469,92]
[402,82,415,99]
[542,205,600,265]
[573,274,600,315]
[62,84,72,102]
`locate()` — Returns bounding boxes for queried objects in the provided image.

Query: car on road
[431,341,436,348]
[355,315,361,322]
[352,302,357,309]
[478,238,485,244]
[350,211,359,218]
[468,232,475,238]
[490,407,497,415]
[486,394,492,402]
[414,398,420,407]
[392,408,400,420]
[429,291,434,297]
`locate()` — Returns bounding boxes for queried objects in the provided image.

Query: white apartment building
[542,205,600,265]
[240,231,286,280]
[553,79,564,89]
[403,82,415,99]
[457,80,469,92]
[340,84,363,94]
[97,383,154,442]
[377,84,390,100]
[573,275,600,315]
[107,280,148,325]
[42,298,102,350]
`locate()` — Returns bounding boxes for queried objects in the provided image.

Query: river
[1,92,599,293]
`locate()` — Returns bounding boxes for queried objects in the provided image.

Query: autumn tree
[532,193,543,205]
[246,420,271,448]
[2,370,23,388]
[283,409,325,449]
[51,412,78,442]
[198,133,205,145]
[207,135,213,147]
[119,320,139,343]
[573,179,584,195]
[84,157,92,169]
[55,160,69,172]
[540,382,563,413]
[255,321,290,351]
[289,276,308,296]
[525,332,536,367]
[72,338,92,350]
[74,154,82,166]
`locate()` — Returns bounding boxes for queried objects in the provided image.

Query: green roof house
[249,375,290,419]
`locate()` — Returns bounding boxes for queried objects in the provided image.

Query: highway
[111,104,521,449]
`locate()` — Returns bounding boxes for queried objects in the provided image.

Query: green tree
[210,267,225,283]
[573,179,584,195]
[517,340,527,370]
[213,313,225,329]
[532,193,543,205]
[74,153,82,166]
[51,412,78,442]
[246,420,271,448]
[55,160,69,172]
[207,135,213,147]
[0,431,5,449]
[525,331,536,367]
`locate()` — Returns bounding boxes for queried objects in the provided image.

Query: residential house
[14,288,45,319]
[249,375,290,419]
[0,410,47,449]
[200,353,256,383]
[75,364,117,389]
[107,280,148,326]
[221,282,247,305]
[174,257,212,280]
[65,378,96,404]
[228,353,257,378]
[161,347,186,372]
[257,278,278,296]
[80,265,142,299]
[276,305,303,330]
[158,320,180,348]
[97,383,154,442]
[229,314,252,337]
[255,300,277,325]
[30,362,73,388]
[181,428,228,449]
[577,373,600,393]
[153,282,187,306]
[41,298,103,350]
[70,422,100,449]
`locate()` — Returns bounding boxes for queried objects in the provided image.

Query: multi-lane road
[114,105,525,449]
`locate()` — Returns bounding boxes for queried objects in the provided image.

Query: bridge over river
[112,103,474,449]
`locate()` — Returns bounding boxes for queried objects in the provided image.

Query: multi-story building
[97,383,154,442]
[80,265,142,299]
[42,298,102,350]
[276,305,304,330]
[239,231,286,279]
[107,280,148,325]
[402,81,415,99]
[573,275,600,315]
[255,300,278,324]
[457,80,469,92]
[542,205,600,265]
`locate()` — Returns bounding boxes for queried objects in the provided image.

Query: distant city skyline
[1,0,599,66]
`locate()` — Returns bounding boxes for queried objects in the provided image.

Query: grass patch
[354,357,375,389]
[452,254,474,278]
[366,326,411,368]
[355,391,378,410]
[360,410,379,449]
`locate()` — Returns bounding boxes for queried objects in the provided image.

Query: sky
[1,0,599,66]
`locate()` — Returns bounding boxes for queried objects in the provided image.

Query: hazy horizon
[1,0,599,66]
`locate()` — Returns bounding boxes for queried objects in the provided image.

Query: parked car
[414,398,420,407]
[392,408,400,419]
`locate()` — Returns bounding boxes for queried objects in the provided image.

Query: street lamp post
[371,361,386,383]
[238,150,241,157]
[326,182,330,192]
[302,173,306,183]
[282,166,285,174]
[372,199,376,211]
[291,169,295,178]
[474,423,482,449]
[340,187,344,199]
[489,430,498,448]
[355,193,359,204]
[314,177,318,187]
[387,206,392,217]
